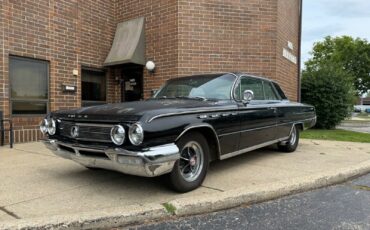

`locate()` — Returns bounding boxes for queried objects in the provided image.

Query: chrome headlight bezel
[40,118,49,134]
[110,125,126,145]
[47,118,57,135]
[129,123,144,146]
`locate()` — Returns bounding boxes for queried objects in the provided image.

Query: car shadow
[41,144,285,196]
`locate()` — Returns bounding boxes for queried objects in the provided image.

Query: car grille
[58,121,113,143]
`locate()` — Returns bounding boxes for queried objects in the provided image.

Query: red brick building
[0,0,302,144]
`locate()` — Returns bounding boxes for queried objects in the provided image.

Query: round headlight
[111,125,125,145]
[47,118,56,135]
[129,123,144,146]
[40,119,49,134]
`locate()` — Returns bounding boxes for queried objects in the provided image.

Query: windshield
[153,74,236,100]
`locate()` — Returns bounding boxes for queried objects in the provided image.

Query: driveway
[337,120,370,134]
[1,139,370,222]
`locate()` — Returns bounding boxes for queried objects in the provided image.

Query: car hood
[53,99,235,122]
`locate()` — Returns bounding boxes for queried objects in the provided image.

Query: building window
[10,56,49,115]
[81,68,106,107]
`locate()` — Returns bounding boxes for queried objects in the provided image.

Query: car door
[236,77,278,149]
[270,81,295,139]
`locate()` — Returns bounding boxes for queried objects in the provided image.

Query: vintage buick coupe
[41,73,316,192]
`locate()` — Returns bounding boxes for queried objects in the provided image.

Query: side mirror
[242,90,254,104]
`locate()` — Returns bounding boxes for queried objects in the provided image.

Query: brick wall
[0,0,300,144]
[177,0,278,79]
[276,0,300,100]
[0,0,117,144]
[115,0,179,98]
[176,0,299,100]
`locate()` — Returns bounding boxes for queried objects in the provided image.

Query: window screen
[10,56,49,115]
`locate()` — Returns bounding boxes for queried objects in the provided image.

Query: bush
[301,63,354,129]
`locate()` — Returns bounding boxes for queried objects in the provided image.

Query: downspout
[297,0,303,102]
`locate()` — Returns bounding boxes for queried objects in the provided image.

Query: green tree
[301,62,354,129]
[305,36,370,95]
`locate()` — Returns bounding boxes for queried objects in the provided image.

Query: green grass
[162,203,176,215]
[301,129,370,143]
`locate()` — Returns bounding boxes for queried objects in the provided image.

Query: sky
[302,0,370,67]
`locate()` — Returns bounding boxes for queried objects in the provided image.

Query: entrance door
[121,64,143,102]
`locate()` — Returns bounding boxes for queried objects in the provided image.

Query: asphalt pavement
[128,173,370,230]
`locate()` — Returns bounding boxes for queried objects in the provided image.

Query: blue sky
[302,0,370,67]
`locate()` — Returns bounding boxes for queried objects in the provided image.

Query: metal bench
[0,111,14,148]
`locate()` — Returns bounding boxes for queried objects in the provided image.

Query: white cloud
[302,0,370,68]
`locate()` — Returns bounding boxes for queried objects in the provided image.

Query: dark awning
[104,17,145,66]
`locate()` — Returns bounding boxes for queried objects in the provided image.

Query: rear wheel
[278,125,299,152]
[169,132,209,192]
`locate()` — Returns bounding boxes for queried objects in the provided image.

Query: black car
[41,73,316,192]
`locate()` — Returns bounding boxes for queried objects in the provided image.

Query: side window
[272,82,287,100]
[263,81,279,100]
[236,77,264,100]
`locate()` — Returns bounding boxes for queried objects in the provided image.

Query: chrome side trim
[219,117,316,160]
[220,136,290,160]
[147,108,239,123]
[218,118,314,137]
[175,123,222,156]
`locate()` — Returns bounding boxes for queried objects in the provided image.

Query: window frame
[81,67,107,107]
[9,55,50,116]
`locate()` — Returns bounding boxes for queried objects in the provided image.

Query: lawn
[301,129,370,143]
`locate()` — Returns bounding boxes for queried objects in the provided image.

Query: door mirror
[242,90,254,104]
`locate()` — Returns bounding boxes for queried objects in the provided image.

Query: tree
[305,36,370,95]
[301,62,354,129]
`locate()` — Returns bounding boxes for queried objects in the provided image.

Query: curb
[169,160,370,216]
[1,161,370,230]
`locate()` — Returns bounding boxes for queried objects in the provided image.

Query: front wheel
[169,132,209,192]
[278,125,300,152]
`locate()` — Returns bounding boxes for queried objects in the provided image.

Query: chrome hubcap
[179,141,204,182]
[289,126,297,145]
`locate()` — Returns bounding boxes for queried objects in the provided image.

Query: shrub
[301,63,354,129]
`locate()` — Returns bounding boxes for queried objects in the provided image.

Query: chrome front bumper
[43,139,180,177]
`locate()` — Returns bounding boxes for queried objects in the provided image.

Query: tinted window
[10,56,49,115]
[272,82,287,100]
[154,74,236,100]
[263,81,279,100]
[82,69,106,107]
[235,77,264,100]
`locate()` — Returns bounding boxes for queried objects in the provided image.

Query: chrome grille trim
[58,121,113,143]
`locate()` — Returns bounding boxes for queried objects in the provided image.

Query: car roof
[166,72,277,84]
